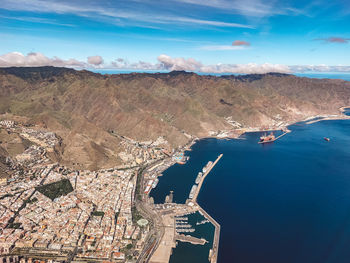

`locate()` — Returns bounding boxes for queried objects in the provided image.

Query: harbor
[190,154,223,203]
[147,153,223,263]
[258,129,291,144]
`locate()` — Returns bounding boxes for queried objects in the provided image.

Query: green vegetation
[28,197,38,204]
[126,244,133,250]
[131,206,142,224]
[135,166,145,201]
[91,211,105,217]
[8,222,21,229]
[36,179,73,201]
[0,193,13,200]
[115,211,120,223]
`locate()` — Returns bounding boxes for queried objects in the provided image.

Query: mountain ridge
[0,66,349,169]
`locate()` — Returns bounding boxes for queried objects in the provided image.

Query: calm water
[169,212,215,263]
[151,118,350,263]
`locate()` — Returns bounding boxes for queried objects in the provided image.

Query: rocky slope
[0,66,349,169]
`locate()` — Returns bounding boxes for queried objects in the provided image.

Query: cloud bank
[87,55,104,66]
[1,52,350,74]
[0,52,105,68]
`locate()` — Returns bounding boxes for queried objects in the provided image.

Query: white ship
[152,178,159,188]
[195,172,203,184]
[189,184,197,199]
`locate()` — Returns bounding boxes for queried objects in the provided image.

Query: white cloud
[200,63,291,74]
[171,0,303,18]
[0,52,85,67]
[157,54,203,71]
[111,58,158,70]
[87,55,104,66]
[0,0,253,29]
[290,65,350,73]
[1,52,350,74]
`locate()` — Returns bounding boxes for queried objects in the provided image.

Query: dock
[198,205,220,263]
[190,154,223,263]
[148,154,223,263]
[192,154,223,202]
[175,234,208,245]
[258,130,290,144]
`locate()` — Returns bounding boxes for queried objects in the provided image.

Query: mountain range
[0,66,349,169]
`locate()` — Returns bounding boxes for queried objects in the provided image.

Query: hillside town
[0,119,179,263]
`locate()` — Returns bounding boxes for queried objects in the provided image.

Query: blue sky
[0,0,350,73]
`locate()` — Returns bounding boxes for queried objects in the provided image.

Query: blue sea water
[151,117,350,263]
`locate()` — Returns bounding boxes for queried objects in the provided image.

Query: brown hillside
[0,67,349,169]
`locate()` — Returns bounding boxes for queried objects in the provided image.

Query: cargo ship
[195,172,203,184]
[189,185,198,199]
[258,132,276,144]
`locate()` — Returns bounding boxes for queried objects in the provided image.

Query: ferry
[195,172,203,184]
[152,178,159,188]
[189,185,198,199]
[144,185,151,194]
[202,161,213,173]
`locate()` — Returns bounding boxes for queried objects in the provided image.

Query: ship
[324,137,330,142]
[195,172,203,184]
[258,132,276,144]
[152,178,159,188]
[188,184,198,199]
[202,161,213,173]
[196,219,209,225]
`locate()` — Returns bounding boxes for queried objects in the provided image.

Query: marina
[149,153,223,263]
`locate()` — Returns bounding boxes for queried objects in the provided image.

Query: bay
[151,118,350,263]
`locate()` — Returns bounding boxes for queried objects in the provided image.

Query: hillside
[0,66,349,169]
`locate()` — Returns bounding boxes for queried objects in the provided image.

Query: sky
[0,0,350,73]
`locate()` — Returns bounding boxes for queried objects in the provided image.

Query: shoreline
[141,106,350,263]
[203,107,350,142]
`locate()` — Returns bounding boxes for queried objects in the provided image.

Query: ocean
[150,108,350,262]
[94,69,350,262]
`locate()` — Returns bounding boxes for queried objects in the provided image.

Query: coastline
[209,107,350,141]
[140,106,350,263]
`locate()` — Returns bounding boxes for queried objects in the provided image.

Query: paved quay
[150,154,223,263]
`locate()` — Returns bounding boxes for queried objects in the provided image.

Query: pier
[192,154,223,202]
[190,154,223,263]
[258,129,290,144]
[148,154,223,263]
[175,234,208,245]
[198,205,220,263]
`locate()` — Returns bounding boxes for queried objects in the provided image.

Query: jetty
[192,154,223,202]
[175,234,208,245]
[148,154,223,263]
[198,205,220,263]
[258,129,291,144]
[188,153,223,263]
